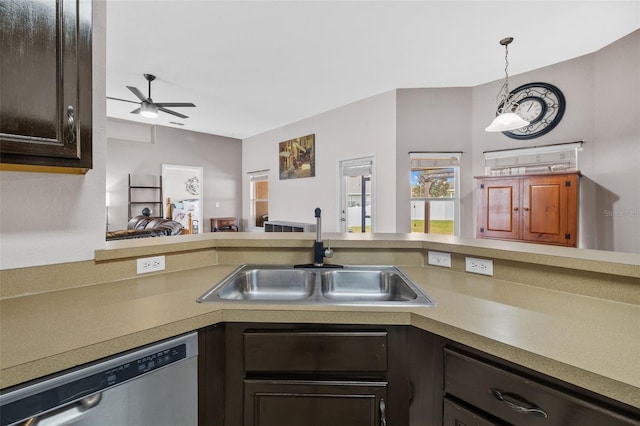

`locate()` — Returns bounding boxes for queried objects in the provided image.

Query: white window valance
[483,142,582,176]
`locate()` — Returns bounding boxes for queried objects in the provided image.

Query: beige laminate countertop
[1,262,639,409]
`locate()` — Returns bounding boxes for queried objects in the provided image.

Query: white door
[339,157,374,233]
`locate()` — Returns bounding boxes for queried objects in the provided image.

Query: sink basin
[321,269,421,302]
[197,265,434,307]
[211,268,316,301]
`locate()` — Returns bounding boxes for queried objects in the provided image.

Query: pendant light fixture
[485,37,530,132]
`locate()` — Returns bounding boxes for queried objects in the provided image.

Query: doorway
[248,170,269,231]
[339,157,374,233]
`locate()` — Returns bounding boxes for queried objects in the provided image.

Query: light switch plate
[428,251,451,268]
[137,256,165,274]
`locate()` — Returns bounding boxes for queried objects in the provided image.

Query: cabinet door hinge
[565,180,571,187]
[565,233,571,239]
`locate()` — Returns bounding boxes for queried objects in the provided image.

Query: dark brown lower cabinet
[244,380,387,426]
[215,323,413,426]
[443,346,640,426]
[198,325,639,426]
[443,398,498,426]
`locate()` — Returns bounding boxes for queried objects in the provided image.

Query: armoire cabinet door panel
[481,179,520,240]
[523,176,568,245]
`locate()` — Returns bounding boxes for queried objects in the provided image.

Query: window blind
[410,152,462,169]
[248,170,269,181]
[341,159,373,177]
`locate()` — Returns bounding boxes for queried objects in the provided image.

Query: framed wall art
[279,134,315,180]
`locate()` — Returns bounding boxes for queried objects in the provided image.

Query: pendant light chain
[503,41,510,99]
[485,36,530,132]
[495,37,514,114]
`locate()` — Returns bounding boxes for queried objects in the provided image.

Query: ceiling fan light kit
[107,73,195,119]
[140,101,158,118]
[485,37,531,133]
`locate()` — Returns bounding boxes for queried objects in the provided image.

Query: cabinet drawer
[244,331,387,372]
[443,398,498,426]
[444,348,638,426]
[244,379,387,426]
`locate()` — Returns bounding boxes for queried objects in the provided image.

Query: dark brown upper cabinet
[0,0,92,173]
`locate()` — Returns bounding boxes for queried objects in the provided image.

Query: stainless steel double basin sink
[197,264,435,307]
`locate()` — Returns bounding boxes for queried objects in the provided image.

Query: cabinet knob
[523,207,530,212]
[513,207,519,212]
[66,106,76,145]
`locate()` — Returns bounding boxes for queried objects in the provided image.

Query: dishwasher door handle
[22,393,102,426]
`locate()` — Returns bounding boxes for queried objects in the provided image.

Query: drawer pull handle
[489,388,548,418]
[379,397,387,426]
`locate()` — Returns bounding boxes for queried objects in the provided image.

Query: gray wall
[591,30,640,252]
[470,30,639,253]
[242,91,397,232]
[395,87,473,235]
[391,30,639,252]
[106,118,242,232]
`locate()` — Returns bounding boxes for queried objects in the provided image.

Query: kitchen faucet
[308,207,343,268]
[313,208,332,266]
[294,208,342,268]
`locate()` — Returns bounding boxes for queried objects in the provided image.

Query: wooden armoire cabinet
[476,172,579,247]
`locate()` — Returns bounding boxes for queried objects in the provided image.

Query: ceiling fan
[107,73,196,119]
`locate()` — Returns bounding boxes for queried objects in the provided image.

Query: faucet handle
[324,239,333,258]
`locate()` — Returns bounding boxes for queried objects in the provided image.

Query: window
[248,170,269,229]
[410,152,461,236]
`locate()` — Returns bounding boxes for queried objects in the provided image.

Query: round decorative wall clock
[185,176,200,195]
[501,82,566,140]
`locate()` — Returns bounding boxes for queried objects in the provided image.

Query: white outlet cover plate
[465,257,493,276]
[428,251,451,268]
[136,255,166,274]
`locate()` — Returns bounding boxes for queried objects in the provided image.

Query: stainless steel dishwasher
[0,332,198,426]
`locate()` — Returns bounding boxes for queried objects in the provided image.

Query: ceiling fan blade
[154,102,196,108]
[127,86,148,102]
[130,107,141,114]
[158,107,188,119]
[107,96,140,105]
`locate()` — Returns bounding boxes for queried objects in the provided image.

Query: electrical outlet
[428,251,451,268]
[465,257,493,276]
[137,255,165,274]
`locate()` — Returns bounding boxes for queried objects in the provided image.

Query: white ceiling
[106,1,640,139]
